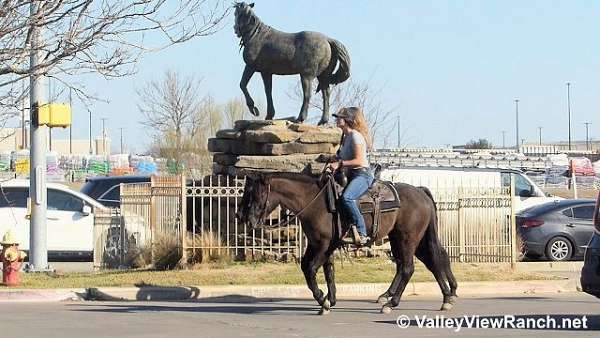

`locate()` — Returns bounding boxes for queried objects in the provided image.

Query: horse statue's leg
[295,74,313,123]
[260,72,276,120]
[301,245,330,315]
[318,84,331,125]
[240,65,259,117]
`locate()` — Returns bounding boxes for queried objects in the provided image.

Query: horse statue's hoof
[317,118,328,126]
[250,107,260,116]
[380,305,393,314]
[440,302,454,311]
[318,299,331,315]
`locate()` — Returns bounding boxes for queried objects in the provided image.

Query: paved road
[1,293,599,338]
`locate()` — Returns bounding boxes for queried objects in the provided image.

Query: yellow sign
[39,103,72,127]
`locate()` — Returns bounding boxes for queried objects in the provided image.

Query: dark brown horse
[235,172,457,315]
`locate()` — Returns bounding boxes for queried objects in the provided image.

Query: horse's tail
[418,186,437,212]
[325,38,351,88]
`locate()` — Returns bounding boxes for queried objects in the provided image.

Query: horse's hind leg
[260,72,275,120]
[415,243,455,311]
[377,232,402,305]
[381,243,416,314]
[301,245,330,314]
[240,65,259,116]
[296,75,313,123]
[323,255,336,307]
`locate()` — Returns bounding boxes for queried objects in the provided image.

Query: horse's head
[233,2,257,38]
[235,173,272,229]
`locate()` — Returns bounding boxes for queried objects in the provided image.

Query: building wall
[0,127,111,155]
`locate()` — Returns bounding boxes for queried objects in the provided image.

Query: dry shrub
[123,232,182,270]
[186,231,232,266]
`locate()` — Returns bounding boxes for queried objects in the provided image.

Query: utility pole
[396,114,401,149]
[21,80,26,149]
[584,122,592,150]
[501,130,506,148]
[88,110,92,155]
[567,82,572,150]
[515,99,520,150]
[119,128,124,154]
[69,89,73,154]
[538,126,543,146]
[101,117,108,156]
[29,0,49,271]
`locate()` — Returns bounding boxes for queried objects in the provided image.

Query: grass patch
[1,259,557,289]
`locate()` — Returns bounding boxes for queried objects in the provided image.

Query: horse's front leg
[301,245,330,314]
[260,72,275,120]
[296,75,313,123]
[240,65,259,116]
[323,255,337,307]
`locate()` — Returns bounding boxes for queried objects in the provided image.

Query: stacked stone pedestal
[209,119,342,176]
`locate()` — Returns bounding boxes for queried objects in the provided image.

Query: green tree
[464,138,493,149]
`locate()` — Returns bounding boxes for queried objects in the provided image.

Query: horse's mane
[235,4,270,48]
[264,172,320,185]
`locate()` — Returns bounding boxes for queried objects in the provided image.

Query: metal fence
[435,188,514,263]
[94,174,518,267]
[185,175,305,262]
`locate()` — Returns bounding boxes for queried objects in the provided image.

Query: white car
[0,179,146,261]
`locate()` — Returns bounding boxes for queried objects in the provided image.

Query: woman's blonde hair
[338,106,373,150]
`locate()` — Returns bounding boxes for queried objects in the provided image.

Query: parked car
[517,199,596,261]
[0,179,107,260]
[0,179,148,261]
[80,175,151,208]
[581,192,600,298]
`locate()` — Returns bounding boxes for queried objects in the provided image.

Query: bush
[186,231,232,266]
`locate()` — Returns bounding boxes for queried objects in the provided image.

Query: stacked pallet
[209,120,341,176]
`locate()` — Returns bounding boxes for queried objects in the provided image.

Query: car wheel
[545,237,573,261]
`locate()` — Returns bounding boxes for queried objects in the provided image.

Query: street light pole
[88,110,92,155]
[101,118,108,156]
[567,82,572,150]
[584,122,592,150]
[29,0,48,271]
[119,128,124,154]
[538,126,542,146]
[515,99,520,150]
[396,114,401,149]
[501,130,506,148]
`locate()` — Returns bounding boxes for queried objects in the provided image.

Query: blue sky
[47,0,600,152]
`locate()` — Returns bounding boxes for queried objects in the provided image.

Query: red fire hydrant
[1,230,27,286]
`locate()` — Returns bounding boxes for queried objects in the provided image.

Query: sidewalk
[0,261,584,302]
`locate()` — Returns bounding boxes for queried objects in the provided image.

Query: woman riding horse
[329,107,374,246]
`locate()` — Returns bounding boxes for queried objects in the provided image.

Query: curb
[0,279,580,302]
[0,288,86,302]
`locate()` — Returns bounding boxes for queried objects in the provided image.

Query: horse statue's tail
[318,39,350,92]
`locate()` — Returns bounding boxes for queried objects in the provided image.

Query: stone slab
[215,129,241,139]
[209,139,337,156]
[234,119,291,131]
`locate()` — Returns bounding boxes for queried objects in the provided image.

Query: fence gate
[435,187,515,263]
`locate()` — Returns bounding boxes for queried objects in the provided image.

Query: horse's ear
[249,3,254,8]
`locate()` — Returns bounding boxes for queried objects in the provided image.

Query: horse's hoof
[380,305,393,314]
[440,303,453,311]
[376,295,389,304]
[318,307,331,315]
[322,298,331,310]
[251,107,260,116]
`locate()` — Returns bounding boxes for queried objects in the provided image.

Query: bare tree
[222,97,246,129]
[0,0,229,127]
[287,77,397,148]
[138,70,208,170]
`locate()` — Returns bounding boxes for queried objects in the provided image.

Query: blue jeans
[341,169,374,237]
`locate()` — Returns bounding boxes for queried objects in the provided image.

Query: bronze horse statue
[236,172,458,315]
[233,2,351,125]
